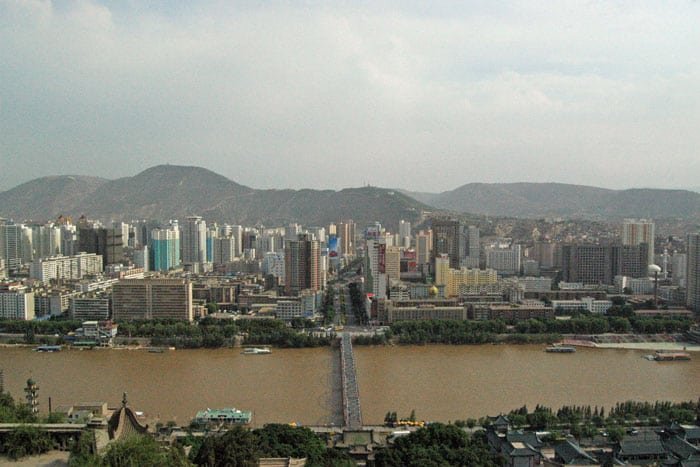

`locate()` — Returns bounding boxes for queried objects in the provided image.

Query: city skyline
[1,1,699,192]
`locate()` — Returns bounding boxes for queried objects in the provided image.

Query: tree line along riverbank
[2,383,699,466]
[0,312,695,349]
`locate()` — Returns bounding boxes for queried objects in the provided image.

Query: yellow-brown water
[1,345,697,426]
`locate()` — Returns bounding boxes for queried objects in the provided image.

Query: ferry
[242,347,271,355]
[654,350,691,361]
[545,345,576,353]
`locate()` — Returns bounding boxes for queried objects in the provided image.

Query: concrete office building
[112,278,193,321]
[70,297,111,321]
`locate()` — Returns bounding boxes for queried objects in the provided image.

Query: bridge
[339,332,362,428]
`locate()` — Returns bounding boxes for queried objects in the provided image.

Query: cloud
[1,0,699,192]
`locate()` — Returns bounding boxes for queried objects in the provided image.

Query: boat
[545,346,576,353]
[35,345,61,352]
[148,348,165,353]
[654,350,691,361]
[242,347,271,355]
[192,408,252,428]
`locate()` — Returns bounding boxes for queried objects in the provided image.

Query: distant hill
[3,168,699,226]
[0,165,428,227]
[0,175,108,222]
[403,182,700,219]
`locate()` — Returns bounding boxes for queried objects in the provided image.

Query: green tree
[1,425,53,460]
[102,435,191,467]
[193,426,257,466]
[68,431,99,467]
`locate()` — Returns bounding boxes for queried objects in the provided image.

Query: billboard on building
[329,236,339,257]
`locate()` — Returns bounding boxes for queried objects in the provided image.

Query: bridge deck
[340,333,362,428]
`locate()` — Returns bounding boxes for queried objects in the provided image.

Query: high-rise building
[212,236,236,265]
[415,230,432,266]
[384,246,401,283]
[365,239,388,298]
[30,224,62,259]
[181,216,207,273]
[686,233,700,312]
[398,220,411,249]
[78,226,123,267]
[486,245,522,275]
[431,218,463,270]
[150,227,181,272]
[671,253,687,287]
[622,219,655,266]
[464,225,480,268]
[0,222,23,270]
[284,233,320,296]
[336,220,356,256]
[112,278,193,321]
[562,243,649,285]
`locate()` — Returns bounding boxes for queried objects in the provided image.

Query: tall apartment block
[431,218,463,270]
[687,233,700,312]
[150,227,181,271]
[622,219,655,266]
[78,226,123,268]
[181,216,207,273]
[0,222,23,270]
[284,233,320,296]
[0,283,35,320]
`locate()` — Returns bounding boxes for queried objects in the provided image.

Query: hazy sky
[1,1,699,192]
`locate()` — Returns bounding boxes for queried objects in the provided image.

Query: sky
[1,0,699,193]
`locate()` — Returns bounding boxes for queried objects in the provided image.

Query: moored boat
[242,347,271,355]
[545,345,576,353]
[654,350,691,361]
[35,345,61,352]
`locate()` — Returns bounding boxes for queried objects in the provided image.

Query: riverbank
[560,333,700,351]
[0,451,69,466]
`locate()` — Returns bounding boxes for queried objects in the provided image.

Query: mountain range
[0,165,429,228]
[1,165,699,226]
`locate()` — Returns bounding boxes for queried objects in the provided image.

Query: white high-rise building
[399,220,411,249]
[671,253,687,287]
[622,219,655,266]
[0,223,23,269]
[181,216,208,273]
[486,245,522,275]
[686,233,700,312]
[263,252,285,281]
[0,283,35,320]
